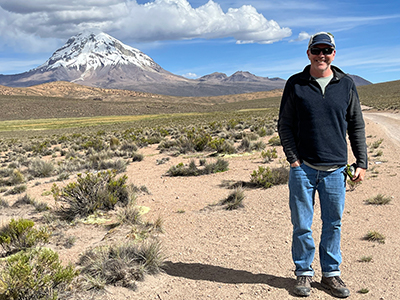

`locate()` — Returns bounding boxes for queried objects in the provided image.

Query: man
[278,32,368,298]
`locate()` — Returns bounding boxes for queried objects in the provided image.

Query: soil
[1,109,399,300]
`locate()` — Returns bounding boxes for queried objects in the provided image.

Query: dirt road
[363,111,400,145]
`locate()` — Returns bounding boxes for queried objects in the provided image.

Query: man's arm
[278,81,300,165]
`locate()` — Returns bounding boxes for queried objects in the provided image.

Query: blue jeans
[289,163,346,277]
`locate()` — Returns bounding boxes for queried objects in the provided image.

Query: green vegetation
[358,80,400,110]
[365,194,392,205]
[250,165,289,188]
[77,240,164,291]
[0,247,78,300]
[357,288,370,294]
[0,218,50,255]
[364,231,385,244]
[52,170,131,221]
[219,186,245,210]
[358,256,373,263]
[167,158,229,176]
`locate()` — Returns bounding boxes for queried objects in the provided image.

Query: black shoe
[321,276,350,298]
[293,276,312,297]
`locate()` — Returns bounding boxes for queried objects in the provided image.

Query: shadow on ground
[164,261,299,295]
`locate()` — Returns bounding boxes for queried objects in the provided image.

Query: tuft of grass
[220,186,245,210]
[364,231,385,244]
[4,184,27,196]
[365,194,391,205]
[358,256,373,263]
[77,240,164,291]
[357,288,369,294]
[370,138,384,150]
[346,179,361,191]
[0,197,9,208]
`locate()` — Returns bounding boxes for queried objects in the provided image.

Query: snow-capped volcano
[0,31,287,96]
[37,31,160,74]
[0,31,185,90]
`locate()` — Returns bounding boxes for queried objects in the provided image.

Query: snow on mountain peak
[37,32,159,72]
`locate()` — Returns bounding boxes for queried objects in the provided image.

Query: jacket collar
[300,65,346,82]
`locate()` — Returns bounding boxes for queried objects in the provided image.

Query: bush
[77,240,164,291]
[53,170,131,221]
[0,247,78,300]
[209,138,236,154]
[220,186,245,210]
[250,166,289,188]
[4,184,27,196]
[364,231,385,244]
[0,218,51,255]
[167,159,229,176]
[261,148,278,163]
[8,169,25,185]
[365,194,391,205]
[268,136,281,146]
[28,159,55,178]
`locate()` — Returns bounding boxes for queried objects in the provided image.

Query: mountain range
[0,31,371,97]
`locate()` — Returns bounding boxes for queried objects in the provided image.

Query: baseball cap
[308,32,335,48]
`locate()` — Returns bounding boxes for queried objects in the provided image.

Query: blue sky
[0,0,399,84]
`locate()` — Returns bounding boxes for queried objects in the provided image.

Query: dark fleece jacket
[278,65,368,169]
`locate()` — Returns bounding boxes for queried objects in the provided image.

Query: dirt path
[363,111,400,145]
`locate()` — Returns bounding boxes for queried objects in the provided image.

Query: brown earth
[1,109,399,299]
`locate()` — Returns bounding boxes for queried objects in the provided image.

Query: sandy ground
[1,110,399,299]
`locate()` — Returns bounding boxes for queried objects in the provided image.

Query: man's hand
[352,168,366,182]
[290,160,301,167]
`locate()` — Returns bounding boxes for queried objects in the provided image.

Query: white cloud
[182,72,198,79]
[0,0,292,51]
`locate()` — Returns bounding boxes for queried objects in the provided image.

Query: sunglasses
[310,47,334,55]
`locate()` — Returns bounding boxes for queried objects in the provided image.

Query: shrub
[109,136,120,150]
[346,179,361,191]
[28,159,55,178]
[8,169,25,185]
[365,194,391,205]
[268,136,281,146]
[220,186,245,210]
[167,159,229,176]
[358,256,373,263]
[77,240,164,291]
[369,138,383,150]
[0,218,51,255]
[12,194,34,207]
[261,148,278,163]
[363,231,385,244]
[53,170,131,221]
[0,247,78,300]
[209,138,236,154]
[4,184,27,196]
[0,198,9,208]
[250,166,289,188]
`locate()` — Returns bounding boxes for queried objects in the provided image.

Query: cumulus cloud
[290,31,310,42]
[0,0,291,51]
[182,72,198,79]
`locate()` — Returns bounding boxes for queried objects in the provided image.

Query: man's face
[307,44,336,76]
